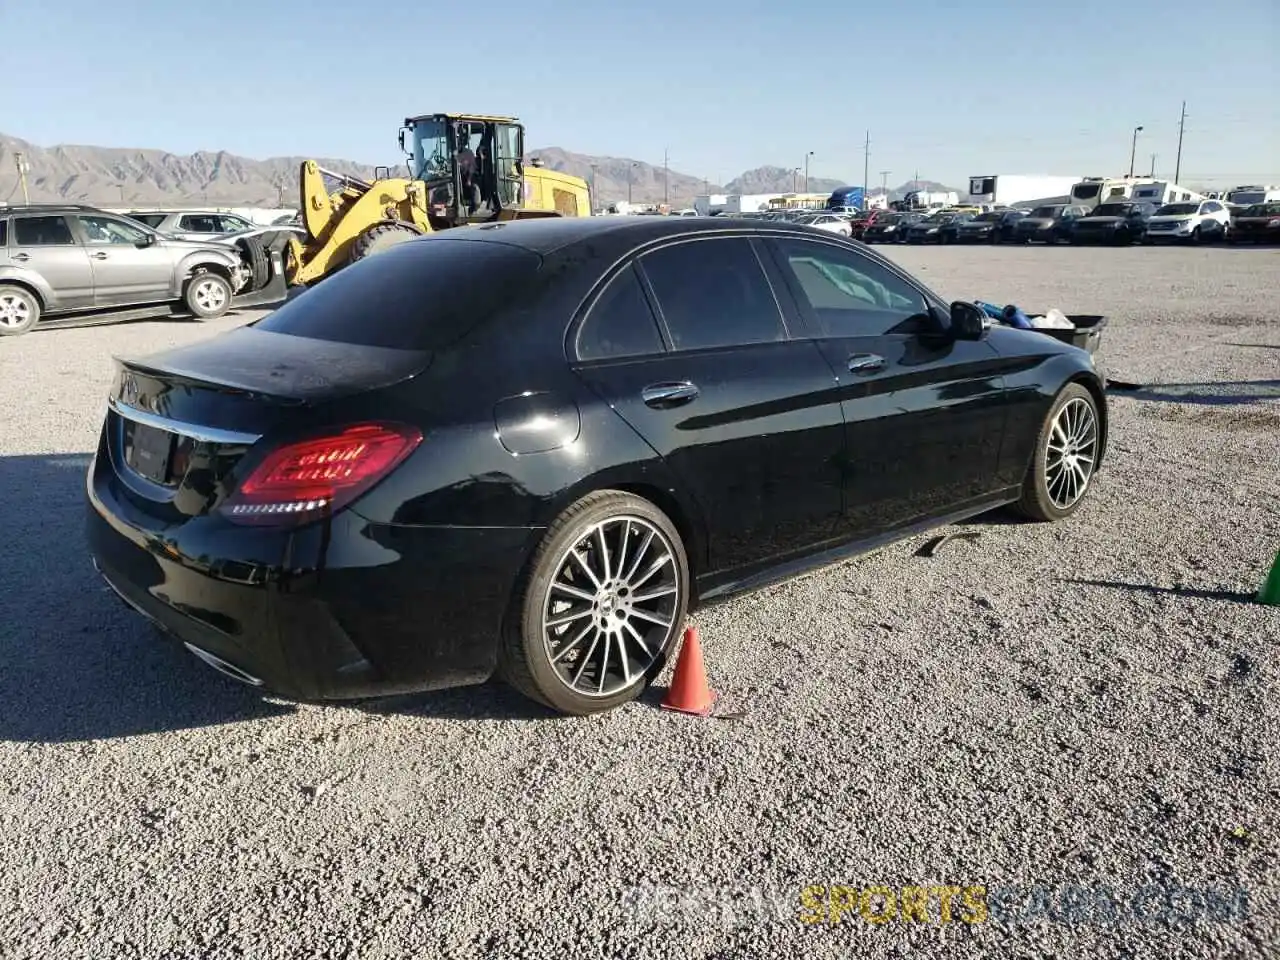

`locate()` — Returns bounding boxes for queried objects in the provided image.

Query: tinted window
[577,266,665,361]
[179,214,221,232]
[254,239,543,350]
[128,214,167,228]
[773,238,928,337]
[0,220,6,246]
[218,215,253,232]
[13,216,75,246]
[640,238,785,351]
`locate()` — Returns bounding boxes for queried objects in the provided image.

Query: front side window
[640,238,786,351]
[577,266,665,361]
[13,216,75,246]
[772,237,928,337]
[78,215,148,245]
[178,214,220,233]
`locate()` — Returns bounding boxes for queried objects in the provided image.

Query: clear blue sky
[5,0,1277,189]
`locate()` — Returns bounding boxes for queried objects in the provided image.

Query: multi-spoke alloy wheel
[1015,383,1103,522]
[1044,397,1098,509]
[502,491,689,715]
[542,516,679,698]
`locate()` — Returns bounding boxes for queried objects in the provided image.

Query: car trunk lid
[102,327,431,521]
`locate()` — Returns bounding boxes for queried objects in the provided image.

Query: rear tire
[0,284,40,337]
[235,236,270,291]
[183,270,232,319]
[500,490,690,715]
[348,222,422,264]
[1013,383,1100,522]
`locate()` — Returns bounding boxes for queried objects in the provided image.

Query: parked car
[848,210,888,240]
[937,212,976,244]
[0,204,253,337]
[955,209,1026,244]
[794,212,852,237]
[127,210,260,240]
[906,212,961,244]
[861,212,921,243]
[1143,199,1231,243]
[1226,202,1280,244]
[86,216,1107,715]
[1014,204,1089,244]
[1071,201,1158,245]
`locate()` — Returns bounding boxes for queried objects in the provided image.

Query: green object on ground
[1259,549,1280,605]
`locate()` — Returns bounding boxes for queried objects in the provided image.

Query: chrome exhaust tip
[183,642,264,687]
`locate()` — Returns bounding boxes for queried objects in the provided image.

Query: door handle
[11,253,29,263]
[90,252,109,260]
[641,381,699,409]
[847,353,886,374]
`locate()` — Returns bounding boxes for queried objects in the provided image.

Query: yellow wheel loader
[282,113,591,287]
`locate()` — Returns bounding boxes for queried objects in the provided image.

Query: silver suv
[0,204,248,337]
[127,209,258,241]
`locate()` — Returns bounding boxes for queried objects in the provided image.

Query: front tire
[1014,383,1100,522]
[500,490,690,715]
[0,284,40,337]
[348,222,422,264]
[183,270,232,319]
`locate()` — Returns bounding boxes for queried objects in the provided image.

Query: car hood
[1079,216,1125,226]
[960,221,993,228]
[156,237,242,257]
[1019,217,1055,227]
[1147,215,1193,224]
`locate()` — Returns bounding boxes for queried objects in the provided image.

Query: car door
[8,215,94,310]
[762,235,1007,536]
[569,235,846,581]
[73,214,174,306]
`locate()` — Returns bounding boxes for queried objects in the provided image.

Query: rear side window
[0,220,6,246]
[253,238,543,350]
[577,265,665,361]
[640,237,785,351]
[179,215,220,232]
[13,216,75,246]
[129,214,166,228]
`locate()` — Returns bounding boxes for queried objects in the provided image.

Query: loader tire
[235,236,270,291]
[348,223,422,265]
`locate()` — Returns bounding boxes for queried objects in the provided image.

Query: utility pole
[663,148,669,206]
[628,162,637,205]
[863,130,870,200]
[804,151,814,193]
[792,168,798,193]
[13,152,30,205]
[590,164,599,214]
[1174,100,1187,185]
[1149,154,1157,178]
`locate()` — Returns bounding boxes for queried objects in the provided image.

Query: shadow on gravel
[356,683,557,722]
[1115,379,1280,407]
[1225,343,1280,351]
[1066,578,1258,604]
[0,453,294,744]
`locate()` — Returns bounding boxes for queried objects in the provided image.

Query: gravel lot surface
[1,244,1277,959]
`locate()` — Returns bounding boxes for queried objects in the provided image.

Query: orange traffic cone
[661,626,716,716]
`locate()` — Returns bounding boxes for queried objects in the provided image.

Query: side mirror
[137,233,155,247]
[949,301,987,341]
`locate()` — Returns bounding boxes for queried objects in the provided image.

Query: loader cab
[402,112,526,226]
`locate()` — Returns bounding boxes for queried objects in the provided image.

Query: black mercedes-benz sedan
[86,217,1108,715]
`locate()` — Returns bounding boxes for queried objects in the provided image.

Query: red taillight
[220,422,422,525]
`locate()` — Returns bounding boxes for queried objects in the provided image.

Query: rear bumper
[86,457,539,701]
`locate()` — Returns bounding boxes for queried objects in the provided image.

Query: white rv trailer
[1068,176,1158,209]
[1226,185,1280,205]
[967,175,1081,208]
[1129,181,1203,207]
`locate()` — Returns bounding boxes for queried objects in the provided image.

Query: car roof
[0,203,104,215]
[436,214,843,254]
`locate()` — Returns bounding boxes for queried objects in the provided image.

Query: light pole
[1128,125,1144,178]
[590,163,599,213]
[1149,154,1156,178]
[880,169,891,196]
[792,168,799,192]
[628,162,637,205]
[804,151,814,192]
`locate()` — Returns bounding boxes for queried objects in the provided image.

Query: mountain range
[1,132,959,209]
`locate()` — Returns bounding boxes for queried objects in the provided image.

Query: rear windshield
[253,238,543,350]
[1029,206,1062,218]
[1092,203,1131,216]
[1157,203,1199,216]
